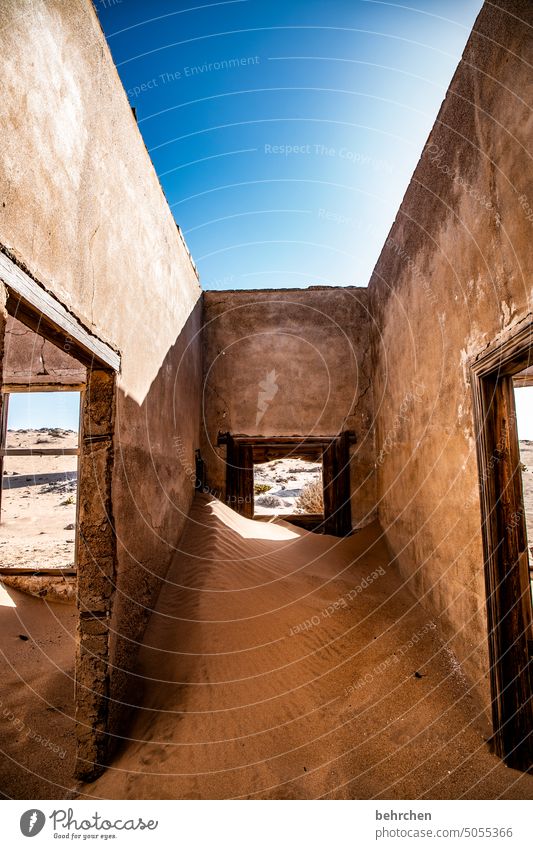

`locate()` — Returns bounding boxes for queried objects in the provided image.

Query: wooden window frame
[0,386,83,573]
[470,318,533,770]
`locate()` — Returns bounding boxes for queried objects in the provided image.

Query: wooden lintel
[223,434,350,446]
[2,382,86,393]
[0,568,76,576]
[0,251,120,372]
[1,447,79,456]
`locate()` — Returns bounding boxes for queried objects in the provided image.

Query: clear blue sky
[17,1,518,433]
[7,392,81,431]
[95,0,484,291]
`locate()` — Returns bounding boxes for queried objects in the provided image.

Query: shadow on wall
[105,299,203,749]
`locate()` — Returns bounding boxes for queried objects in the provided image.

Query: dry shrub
[256,494,284,508]
[296,479,324,514]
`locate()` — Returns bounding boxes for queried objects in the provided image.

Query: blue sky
[7,392,80,431]
[95,0,484,291]
[19,1,532,435]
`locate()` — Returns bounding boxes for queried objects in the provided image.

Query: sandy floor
[1,429,78,569]
[77,495,533,801]
[0,583,76,799]
[254,458,323,516]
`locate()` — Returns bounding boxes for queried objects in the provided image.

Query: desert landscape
[1,428,78,570]
[2,437,530,572]
[253,459,323,516]
[519,441,533,542]
[518,441,533,604]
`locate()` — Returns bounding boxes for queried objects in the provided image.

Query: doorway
[253,457,324,520]
[221,432,353,535]
[0,250,119,779]
[470,322,533,770]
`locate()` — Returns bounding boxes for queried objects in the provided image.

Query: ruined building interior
[0,0,532,800]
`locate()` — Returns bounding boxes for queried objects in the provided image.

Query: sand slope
[0,584,76,798]
[83,495,533,800]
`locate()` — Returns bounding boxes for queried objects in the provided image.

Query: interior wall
[201,287,376,529]
[368,0,533,715]
[3,315,86,386]
[0,0,203,774]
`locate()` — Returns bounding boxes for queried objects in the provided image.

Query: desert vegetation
[295,479,324,514]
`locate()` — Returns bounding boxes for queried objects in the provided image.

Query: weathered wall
[3,316,86,386]
[0,0,202,772]
[107,299,202,739]
[201,288,375,528]
[368,0,533,714]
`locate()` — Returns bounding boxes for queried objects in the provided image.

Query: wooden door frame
[0,251,120,779]
[221,433,353,536]
[470,318,533,770]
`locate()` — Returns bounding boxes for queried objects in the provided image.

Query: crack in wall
[88,224,100,326]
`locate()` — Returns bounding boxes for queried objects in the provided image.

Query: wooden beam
[224,434,352,445]
[1,447,79,456]
[0,568,76,576]
[468,313,533,377]
[0,251,120,372]
[2,382,86,393]
[255,513,324,531]
[252,444,324,463]
[239,437,331,444]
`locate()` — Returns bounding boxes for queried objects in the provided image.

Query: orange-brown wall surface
[0,0,203,747]
[369,0,533,715]
[201,287,376,529]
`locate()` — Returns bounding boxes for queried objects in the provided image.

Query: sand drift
[81,495,524,800]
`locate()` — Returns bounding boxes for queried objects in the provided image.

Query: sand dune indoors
[81,496,533,800]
